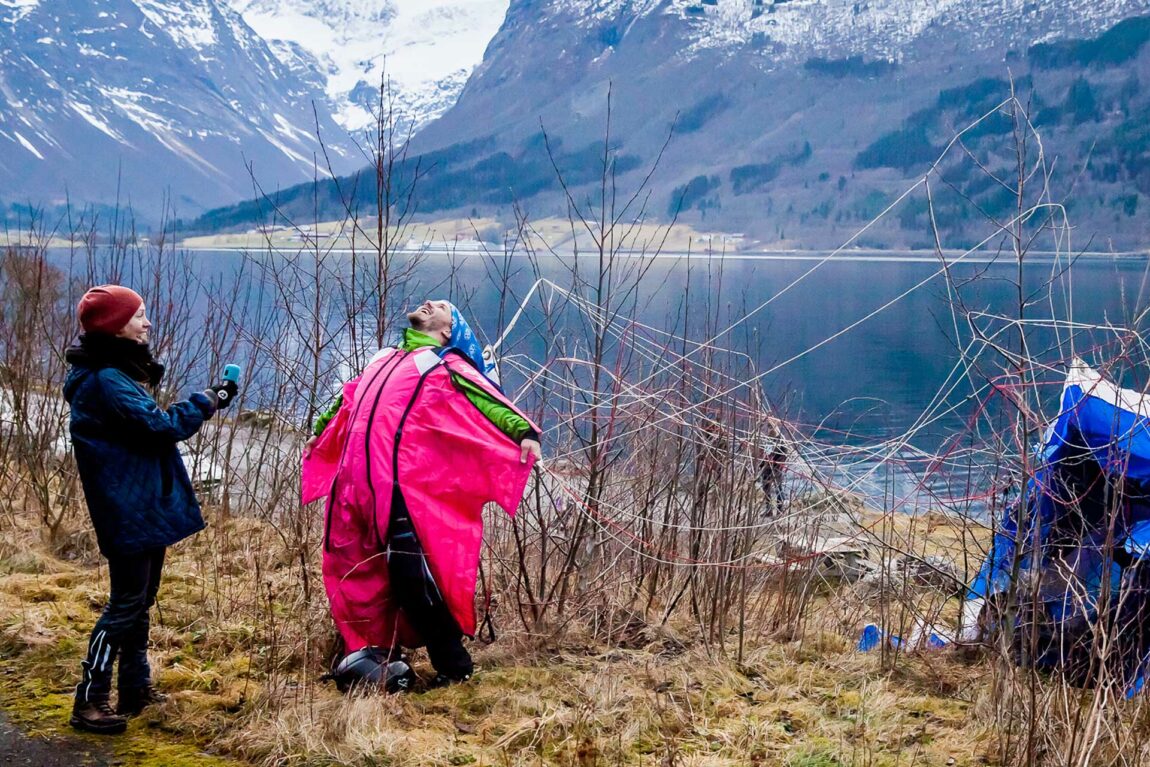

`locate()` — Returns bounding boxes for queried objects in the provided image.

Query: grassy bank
[0,509,1004,767]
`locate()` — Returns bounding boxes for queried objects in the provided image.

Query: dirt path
[0,711,112,767]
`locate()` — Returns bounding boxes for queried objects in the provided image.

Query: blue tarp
[969,362,1150,604]
[857,623,949,652]
[967,361,1150,688]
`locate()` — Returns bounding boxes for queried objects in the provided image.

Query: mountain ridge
[0,0,360,219]
[225,0,508,132]
[186,2,1150,250]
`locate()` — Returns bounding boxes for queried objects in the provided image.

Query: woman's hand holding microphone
[206,364,242,410]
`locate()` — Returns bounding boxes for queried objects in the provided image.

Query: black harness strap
[477,560,497,644]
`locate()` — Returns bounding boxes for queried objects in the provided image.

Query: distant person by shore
[756,421,788,518]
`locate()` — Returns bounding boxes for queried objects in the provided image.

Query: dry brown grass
[0,505,1010,767]
[206,633,996,767]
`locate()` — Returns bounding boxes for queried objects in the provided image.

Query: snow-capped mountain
[0,0,367,217]
[390,0,1150,249]
[419,0,1148,151]
[225,0,509,132]
[193,0,1150,248]
[11,0,1145,247]
[0,0,509,220]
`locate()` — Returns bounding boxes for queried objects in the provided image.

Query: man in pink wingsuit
[302,300,541,687]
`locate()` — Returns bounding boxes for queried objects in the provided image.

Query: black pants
[386,493,473,680]
[75,548,165,703]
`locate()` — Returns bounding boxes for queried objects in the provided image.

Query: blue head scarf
[436,301,500,388]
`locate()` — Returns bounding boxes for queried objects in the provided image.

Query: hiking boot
[116,684,168,716]
[70,699,128,735]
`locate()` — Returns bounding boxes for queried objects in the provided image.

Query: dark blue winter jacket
[64,363,215,557]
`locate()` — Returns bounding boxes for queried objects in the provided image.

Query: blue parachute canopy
[967,360,1150,688]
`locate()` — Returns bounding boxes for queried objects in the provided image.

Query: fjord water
[617,250,1150,512]
[62,246,1149,511]
[170,248,1150,444]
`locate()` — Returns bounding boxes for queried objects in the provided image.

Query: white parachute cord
[489,277,549,354]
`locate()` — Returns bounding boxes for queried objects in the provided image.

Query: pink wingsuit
[302,347,539,651]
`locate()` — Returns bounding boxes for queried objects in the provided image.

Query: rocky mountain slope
[0,0,359,219]
[0,0,507,222]
[193,0,1150,251]
[226,0,508,132]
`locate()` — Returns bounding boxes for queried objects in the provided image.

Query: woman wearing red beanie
[63,285,239,734]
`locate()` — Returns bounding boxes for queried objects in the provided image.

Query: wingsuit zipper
[384,360,442,549]
[323,350,407,551]
[385,353,527,640]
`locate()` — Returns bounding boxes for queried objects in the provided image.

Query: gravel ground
[0,711,112,767]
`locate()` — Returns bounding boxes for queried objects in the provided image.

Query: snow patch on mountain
[666,0,970,57]
[559,0,1147,63]
[135,0,220,50]
[0,0,40,25]
[565,0,660,26]
[780,0,1135,56]
[14,131,44,159]
[70,101,124,141]
[226,0,508,131]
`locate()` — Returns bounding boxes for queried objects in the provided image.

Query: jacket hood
[63,360,90,404]
[64,335,164,392]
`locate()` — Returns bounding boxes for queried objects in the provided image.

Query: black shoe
[70,699,128,735]
[429,672,472,688]
[117,684,168,716]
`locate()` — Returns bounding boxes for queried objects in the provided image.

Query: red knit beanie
[77,285,144,336]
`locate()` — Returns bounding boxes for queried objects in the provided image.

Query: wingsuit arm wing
[301,377,360,504]
[436,356,541,517]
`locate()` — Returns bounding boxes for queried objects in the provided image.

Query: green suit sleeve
[452,373,537,442]
[313,372,536,442]
[312,392,344,437]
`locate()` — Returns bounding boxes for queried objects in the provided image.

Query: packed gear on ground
[328,647,416,694]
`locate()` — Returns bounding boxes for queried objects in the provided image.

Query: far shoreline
[173,243,1150,261]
